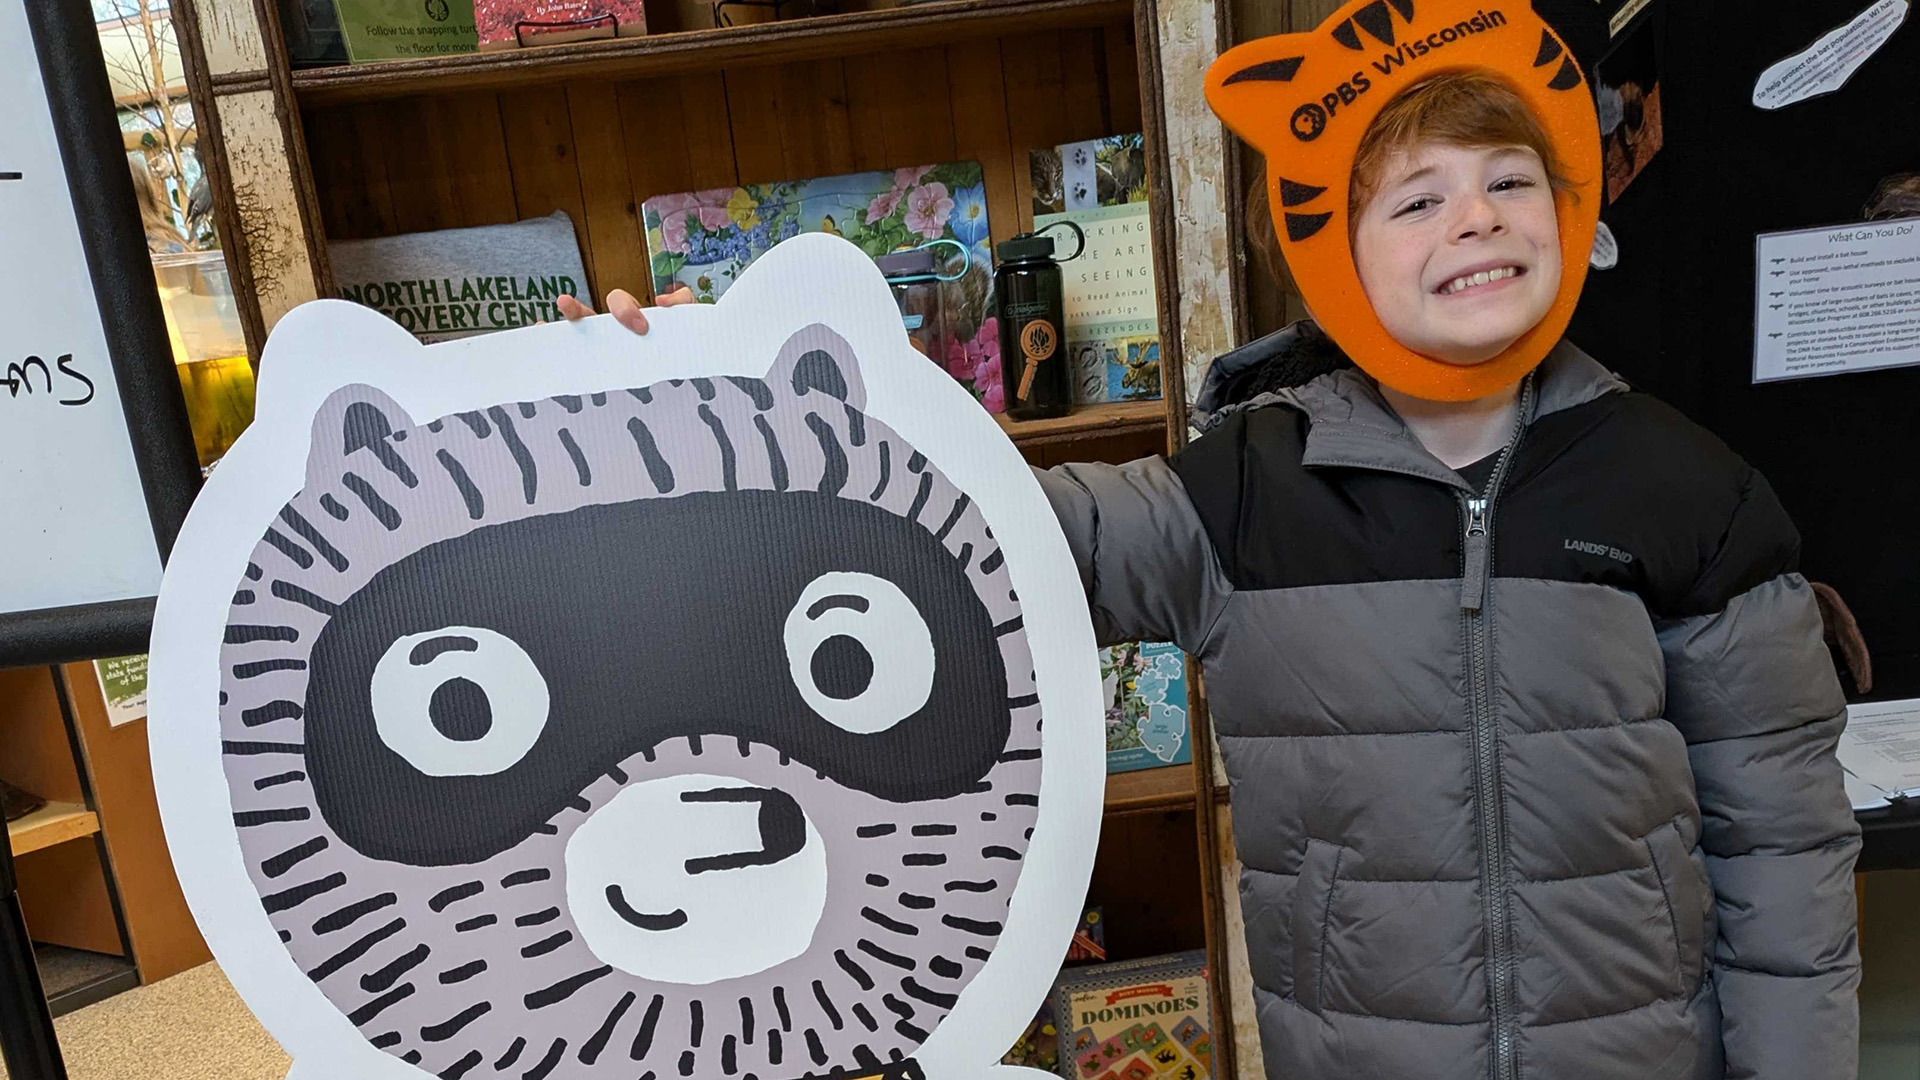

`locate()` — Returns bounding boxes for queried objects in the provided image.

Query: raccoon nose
[680,786,806,873]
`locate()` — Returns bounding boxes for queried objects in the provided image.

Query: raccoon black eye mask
[215,325,1043,1079]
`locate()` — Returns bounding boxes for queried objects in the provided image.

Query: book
[474,0,646,49]
[644,163,1003,410]
[1030,134,1162,405]
[333,0,479,61]
[1100,642,1191,775]
[1054,952,1212,1080]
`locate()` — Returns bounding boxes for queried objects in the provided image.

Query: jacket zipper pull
[1461,497,1490,612]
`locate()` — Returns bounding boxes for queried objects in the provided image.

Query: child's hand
[556,285,697,335]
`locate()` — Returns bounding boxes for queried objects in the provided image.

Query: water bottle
[995,221,1084,421]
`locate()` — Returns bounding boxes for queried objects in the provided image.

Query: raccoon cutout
[149,234,1104,1080]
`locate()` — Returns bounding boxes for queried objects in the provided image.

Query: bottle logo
[1020,320,1058,363]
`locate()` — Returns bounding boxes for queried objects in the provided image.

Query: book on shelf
[1055,951,1212,1080]
[1030,134,1162,407]
[644,162,1004,411]
[475,0,647,49]
[1100,642,1191,775]
[332,0,480,61]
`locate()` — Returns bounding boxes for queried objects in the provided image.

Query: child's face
[1351,143,1561,371]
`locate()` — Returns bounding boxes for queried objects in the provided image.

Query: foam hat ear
[1205,0,1601,401]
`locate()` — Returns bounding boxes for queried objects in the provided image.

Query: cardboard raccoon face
[149,233,1104,1080]
[1206,0,1601,400]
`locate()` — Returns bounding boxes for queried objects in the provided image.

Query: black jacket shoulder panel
[1498,391,1799,618]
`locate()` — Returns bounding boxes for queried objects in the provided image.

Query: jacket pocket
[1289,839,1345,1014]
[1644,820,1709,995]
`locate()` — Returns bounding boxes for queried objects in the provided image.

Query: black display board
[1554,0,1920,700]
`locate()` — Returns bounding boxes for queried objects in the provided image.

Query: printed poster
[1753,219,1920,382]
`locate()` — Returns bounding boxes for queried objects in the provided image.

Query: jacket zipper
[1459,377,1534,1080]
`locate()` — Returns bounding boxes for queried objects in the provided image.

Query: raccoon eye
[784,572,934,735]
[370,627,550,777]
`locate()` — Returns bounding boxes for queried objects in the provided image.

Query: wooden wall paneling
[302,107,396,242]
[839,47,960,175]
[57,665,210,983]
[614,74,741,302]
[567,80,652,308]
[1103,21,1143,135]
[1087,810,1207,961]
[718,67,785,186]
[945,39,1019,247]
[14,842,122,956]
[774,60,860,180]
[436,93,521,229]
[0,669,85,808]
[1058,28,1111,142]
[1000,32,1075,235]
[499,86,597,298]
[375,98,462,236]
[214,90,324,339]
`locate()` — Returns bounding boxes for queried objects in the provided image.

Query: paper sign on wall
[93,654,150,727]
[1752,0,1908,110]
[148,233,1105,1080]
[1752,220,1920,383]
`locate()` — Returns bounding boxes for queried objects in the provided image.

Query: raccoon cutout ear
[304,384,417,490]
[765,324,868,411]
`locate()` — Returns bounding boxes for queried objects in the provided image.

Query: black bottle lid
[996,232,1057,263]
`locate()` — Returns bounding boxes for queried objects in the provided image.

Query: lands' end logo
[1564,538,1634,565]
[1290,8,1510,142]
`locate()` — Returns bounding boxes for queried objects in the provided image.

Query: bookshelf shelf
[995,399,1165,448]
[289,0,1133,106]
[1104,765,1195,816]
[7,801,101,858]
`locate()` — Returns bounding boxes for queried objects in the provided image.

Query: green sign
[335,0,479,62]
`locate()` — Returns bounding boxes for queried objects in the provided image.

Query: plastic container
[151,251,255,469]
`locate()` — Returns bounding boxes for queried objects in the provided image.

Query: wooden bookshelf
[1104,765,1195,815]
[7,802,101,858]
[286,0,1133,105]
[996,399,1165,447]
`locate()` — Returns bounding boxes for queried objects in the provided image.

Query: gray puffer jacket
[1036,327,1860,1080]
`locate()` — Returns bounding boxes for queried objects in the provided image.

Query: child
[572,11,1858,1078]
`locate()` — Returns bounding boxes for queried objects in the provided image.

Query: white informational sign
[0,0,164,617]
[1752,0,1908,110]
[149,233,1104,1080]
[1752,219,1920,383]
[1839,698,1920,809]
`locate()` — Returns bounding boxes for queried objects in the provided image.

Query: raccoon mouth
[605,886,688,931]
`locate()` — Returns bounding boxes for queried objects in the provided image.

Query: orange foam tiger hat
[1206,0,1601,400]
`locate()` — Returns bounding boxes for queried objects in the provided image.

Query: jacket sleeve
[1032,457,1233,654]
[1656,468,1860,1080]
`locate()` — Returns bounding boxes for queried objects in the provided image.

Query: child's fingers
[607,289,650,335]
[555,293,594,321]
[658,285,697,307]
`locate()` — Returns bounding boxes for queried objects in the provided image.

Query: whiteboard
[0,0,165,617]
